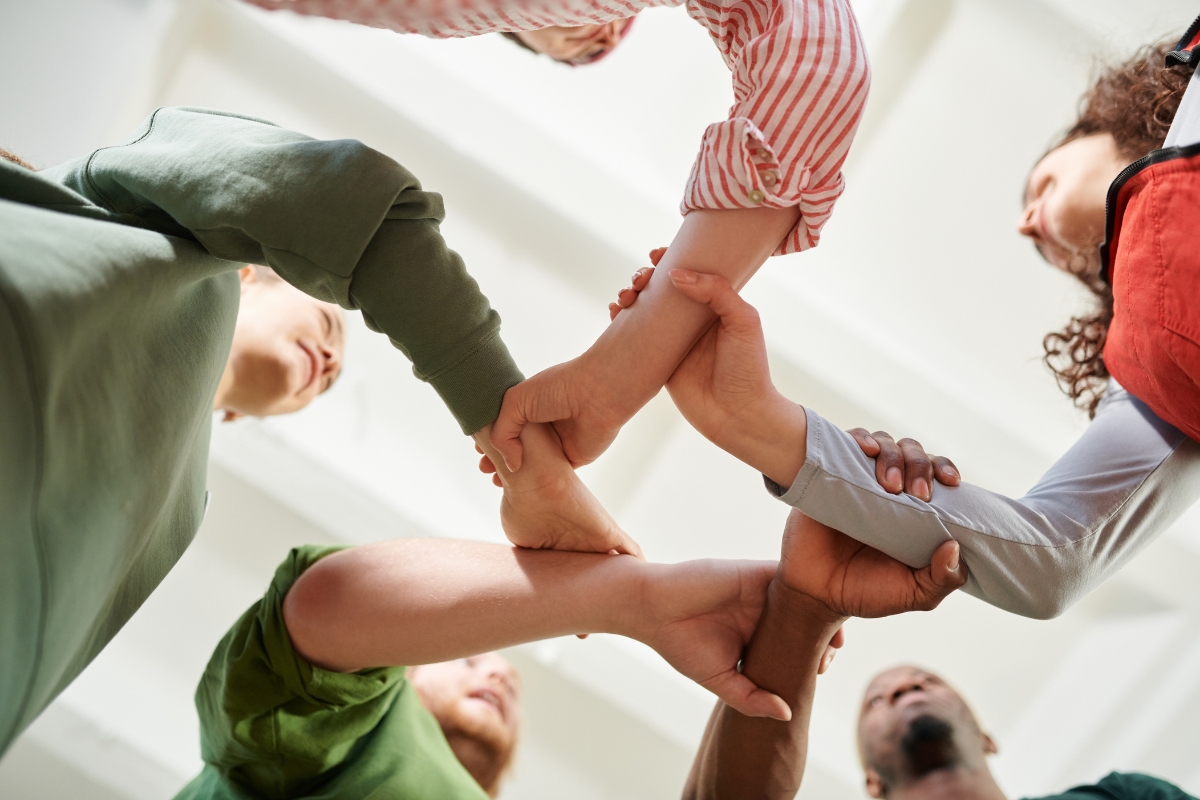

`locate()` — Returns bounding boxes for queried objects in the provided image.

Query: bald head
[856,666,999,799]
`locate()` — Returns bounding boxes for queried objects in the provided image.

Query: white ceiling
[3,0,1200,797]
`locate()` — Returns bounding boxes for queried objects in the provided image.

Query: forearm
[707,390,809,490]
[283,539,646,672]
[684,581,843,800]
[587,207,798,423]
[776,394,1200,618]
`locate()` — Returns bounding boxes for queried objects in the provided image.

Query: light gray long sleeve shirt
[767,382,1200,618]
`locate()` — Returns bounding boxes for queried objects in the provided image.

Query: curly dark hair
[1040,41,1191,417]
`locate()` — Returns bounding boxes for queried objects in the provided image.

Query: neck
[891,766,1007,800]
[443,730,501,797]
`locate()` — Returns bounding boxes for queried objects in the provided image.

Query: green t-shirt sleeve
[44,106,522,434]
[1027,772,1198,800]
[182,544,491,800]
[193,545,403,797]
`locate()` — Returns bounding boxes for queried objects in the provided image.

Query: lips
[469,687,505,718]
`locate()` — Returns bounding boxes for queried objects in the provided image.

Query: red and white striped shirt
[243,0,869,255]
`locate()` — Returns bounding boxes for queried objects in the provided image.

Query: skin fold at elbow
[282,555,360,672]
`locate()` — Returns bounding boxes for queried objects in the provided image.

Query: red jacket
[1103,146,1200,442]
[1101,20,1200,442]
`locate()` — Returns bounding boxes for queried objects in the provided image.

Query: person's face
[409,654,522,784]
[857,666,996,798]
[1019,133,1132,277]
[219,267,344,420]
[515,18,633,64]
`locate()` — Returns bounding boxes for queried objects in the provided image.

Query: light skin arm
[491,207,800,471]
[611,264,961,500]
[684,510,968,800]
[282,538,790,720]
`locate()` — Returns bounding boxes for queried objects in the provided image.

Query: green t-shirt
[174,546,490,800]
[0,107,522,755]
[1027,773,1197,800]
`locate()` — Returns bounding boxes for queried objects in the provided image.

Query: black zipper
[1167,13,1200,69]
[1099,140,1200,284]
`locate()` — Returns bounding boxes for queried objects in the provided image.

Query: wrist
[604,557,661,641]
[574,348,641,429]
[766,578,846,639]
[720,392,807,488]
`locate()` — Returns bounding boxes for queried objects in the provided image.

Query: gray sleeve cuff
[761,407,951,570]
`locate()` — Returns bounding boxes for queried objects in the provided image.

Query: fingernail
[948,546,961,573]
[669,269,697,284]
[912,478,930,500]
[943,466,959,479]
[865,435,878,449]
[886,467,902,487]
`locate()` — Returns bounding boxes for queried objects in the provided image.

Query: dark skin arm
[683,509,968,800]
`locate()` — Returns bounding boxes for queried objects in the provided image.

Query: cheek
[234,343,298,408]
[1045,176,1108,251]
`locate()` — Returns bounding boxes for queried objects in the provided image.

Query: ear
[865,769,887,799]
[982,733,999,756]
[221,409,243,423]
[238,265,255,288]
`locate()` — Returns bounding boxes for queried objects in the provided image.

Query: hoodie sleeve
[46,106,522,434]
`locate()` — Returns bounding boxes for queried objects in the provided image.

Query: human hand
[611,258,808,486]
[637,558,792,721]
[472,422,643,558]
[493,253,666,472]
[611,251,788,448]
[847,428,961,502]
[777,509,966,620]
[489,356,629,471]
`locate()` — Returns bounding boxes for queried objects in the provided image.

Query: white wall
[3,0,1200,797]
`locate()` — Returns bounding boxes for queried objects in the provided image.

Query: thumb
[915,540,967,609]
[709,671,792,722]
[491,390,529,472]
[668,270,762,336]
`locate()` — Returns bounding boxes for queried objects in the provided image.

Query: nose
[487,665,516,699]
[1017,201,1039,239]
[889,678,926,704]
[320,343,341,381]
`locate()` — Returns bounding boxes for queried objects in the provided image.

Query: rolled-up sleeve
[767,383,1200,618]
[49,106,522,434]
[682,0,869,254]
[238,0,868,256]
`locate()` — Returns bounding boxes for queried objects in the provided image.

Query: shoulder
[1026,773,1197,800]
[1095,773,1197,799]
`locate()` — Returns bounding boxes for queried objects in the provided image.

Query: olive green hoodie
[0,107,522,753]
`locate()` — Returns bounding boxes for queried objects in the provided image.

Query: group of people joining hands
[3,0,1200,797]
